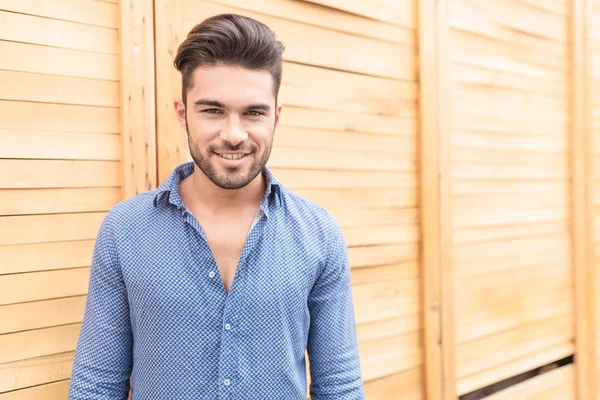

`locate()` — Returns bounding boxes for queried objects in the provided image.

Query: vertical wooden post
[418,0,456,399]
[154,0,187,183]
[119,0,157,197]
[571,0,597,398]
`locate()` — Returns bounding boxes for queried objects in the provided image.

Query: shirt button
[223,379,231,386]
[224,323,231,331]
[208,271,216,279]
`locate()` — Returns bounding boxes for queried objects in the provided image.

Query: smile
[216,153,248,160]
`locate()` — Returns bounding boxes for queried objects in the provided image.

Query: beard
[185,119,273,190]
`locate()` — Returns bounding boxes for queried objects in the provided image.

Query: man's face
[174,65,281,190]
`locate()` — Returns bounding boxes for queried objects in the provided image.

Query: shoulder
[101,189,162,234]
[278,186,343,243]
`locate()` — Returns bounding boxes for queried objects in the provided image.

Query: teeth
[220,153,245,160]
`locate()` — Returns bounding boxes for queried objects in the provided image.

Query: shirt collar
[153,161,282,216]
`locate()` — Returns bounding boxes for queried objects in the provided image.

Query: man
[68,13,364,400]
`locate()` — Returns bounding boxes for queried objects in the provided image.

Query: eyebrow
[193,99,271,112]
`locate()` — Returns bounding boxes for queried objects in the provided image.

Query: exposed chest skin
[189,206,259,294]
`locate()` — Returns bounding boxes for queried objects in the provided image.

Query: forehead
[188,65,275,105]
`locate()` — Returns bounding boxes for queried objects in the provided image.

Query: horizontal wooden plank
[364,368,424,400]
[454,179,568,196]
[459,0,568,43]
[208,0,413,44]
[449,46,563,80]
[348,243,418,268]
[0,70,119,107]
[455,261,571,298]
[0,267,90,305]
[359,333,421,381]
[453,159,568,180]
[514,0,568,16]
[454,220,569,245]
[344,225,418,247]
[0,41,119,80]
[452,113,568,137]
[271,168,416,189]
[0,379,70,399]
[0,187,121,216]
[485,364,574,400]
[0,240,94,275]
[0,212,105,246]
[0,0,118,28]
[281,106,417,136]
[0,352,74,393]
[353,279,419,324]
[451,88,568,120]
[275,127,415,155]
[0,160,122,189]
[0,129,120,160]
[0,100,120,133]
[281,62,417,116]
[454,234,570,276]
[452,130,566,151]
[457,314,574,378]
[457,220,569,247]
[357,315,420,344]
[295,188,417,209]
[454,192,567,211]
[457,249,569,281]
[450,63,568,97]
[450,8,568,67]
[0,323,81,364]
[269,146,414,172]
[452,148,565,165]
[351,262,419,285]
[333,208,417,228]
[457,342,574,395]
[0,11,118,54]
[0,296,86,334]
[183,2,414,80]
[456,286,573,344]
[301,0,415,28]
[454,206,567,229]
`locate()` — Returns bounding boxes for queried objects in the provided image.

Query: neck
[181,163,267,214]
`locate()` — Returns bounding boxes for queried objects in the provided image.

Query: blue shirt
[68,161,364,400]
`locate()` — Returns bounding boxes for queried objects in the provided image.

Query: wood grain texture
[300,0,415,28]
[418,0,456,398]
[572,0,597,398]
[119,0,157,197]
[0,41,119,80]
[0,352,74,393]
[0,0,118,28]
[0,11,118,53]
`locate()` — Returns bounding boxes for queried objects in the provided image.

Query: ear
[274,103,282,129]
[174,98,187,130]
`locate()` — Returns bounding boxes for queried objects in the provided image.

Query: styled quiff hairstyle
[174,14,285,106]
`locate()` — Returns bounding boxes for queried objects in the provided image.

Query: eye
[247,110,264,116]
[203,109,221,114]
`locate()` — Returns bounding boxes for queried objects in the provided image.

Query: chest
[198,212,260,293]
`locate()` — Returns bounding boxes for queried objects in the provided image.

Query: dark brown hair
[174,13,285,106]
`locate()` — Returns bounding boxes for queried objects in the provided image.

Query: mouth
[215,152,249,160]
[213,152,251,167]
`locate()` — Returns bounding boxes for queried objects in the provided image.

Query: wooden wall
[2,0,600,399]
[593,0,600,399]
[154,0,423,398]
[449,0,575,396]
[0,0,123,398]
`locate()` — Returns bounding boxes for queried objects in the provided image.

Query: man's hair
[174,13,285,106]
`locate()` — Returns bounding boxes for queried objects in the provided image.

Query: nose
[220,115,248,146]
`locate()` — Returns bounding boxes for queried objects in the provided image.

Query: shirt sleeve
[307,216,365,399]
[68,213,133,400]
